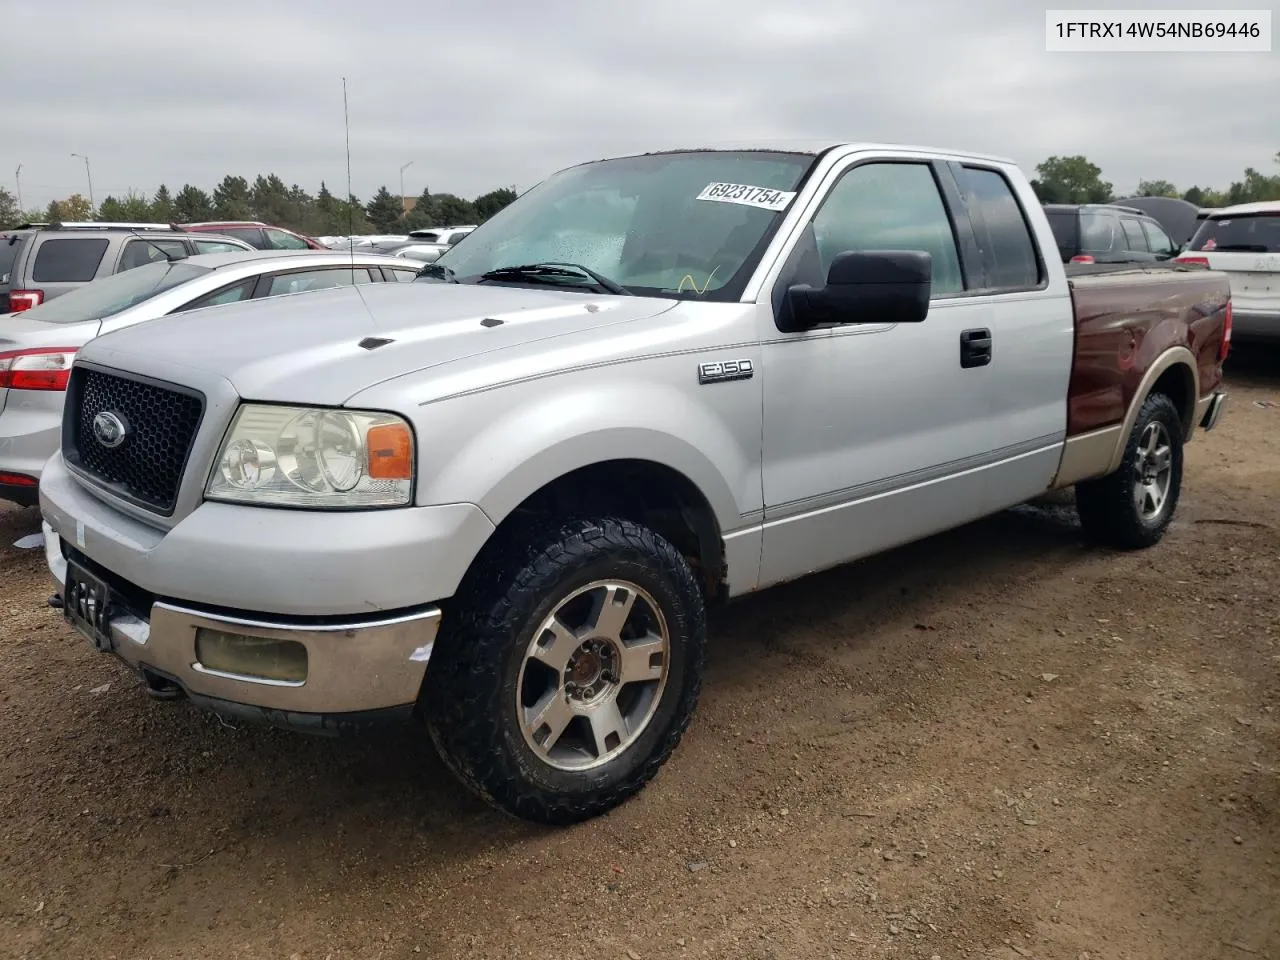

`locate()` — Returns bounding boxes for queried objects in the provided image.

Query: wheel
[420,516,707,824]
[1075,392,1184,550]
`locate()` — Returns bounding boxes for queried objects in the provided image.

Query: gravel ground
[0,350,1276,960]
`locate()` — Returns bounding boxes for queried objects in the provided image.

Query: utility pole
[71,153,95,210]
[14,164,21,211]
[399,160,414,215]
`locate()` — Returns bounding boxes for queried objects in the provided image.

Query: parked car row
[1040,198,1278,344]
[315,225,476,263]
[1,222,257,313]
[0,249,420,504]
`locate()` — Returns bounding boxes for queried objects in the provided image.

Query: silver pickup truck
[39,142,1231,825]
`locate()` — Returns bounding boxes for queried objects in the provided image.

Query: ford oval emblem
[92,411,129,449]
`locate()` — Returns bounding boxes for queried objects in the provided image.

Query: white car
[1178,200,1280,343]
[389,225,479,264]
[0,249,422,505]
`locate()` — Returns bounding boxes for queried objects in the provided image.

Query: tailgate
[1205,251,1280,311]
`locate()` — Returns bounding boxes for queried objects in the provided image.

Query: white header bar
[1046,9,1272,51]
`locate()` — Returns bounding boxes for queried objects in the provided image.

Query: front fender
[416,374,761,536]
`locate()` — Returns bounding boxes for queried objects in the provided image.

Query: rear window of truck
[1188,213,1280,253]
[31,237,111,282]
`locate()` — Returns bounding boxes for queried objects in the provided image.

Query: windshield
[1188,213,1280,253]
[433,150,816,299]
[17,260,210,324]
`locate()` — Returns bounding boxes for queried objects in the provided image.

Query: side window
[264,267,374,297]
[171,278,257,312]
[264,228,309,250]
[195,240,244,254]
[223,227,268,249]
[1120,218,1149,251]
[1079,212,1121,255]
[810,162,964,297]
[31,238,110,282]
[118,238,186,272]
[388,268,421,282]
[955,166,1042,290]
[1142,220,1176,257]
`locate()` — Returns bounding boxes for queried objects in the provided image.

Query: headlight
[206,404,414,508]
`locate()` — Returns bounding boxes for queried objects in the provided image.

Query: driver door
[756,154,1064,588]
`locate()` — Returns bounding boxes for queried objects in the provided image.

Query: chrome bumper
[46,522,439,720]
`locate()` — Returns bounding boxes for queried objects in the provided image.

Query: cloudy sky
[7,0,1277,211]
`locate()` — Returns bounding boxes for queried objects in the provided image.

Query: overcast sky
[7,0,1277,211]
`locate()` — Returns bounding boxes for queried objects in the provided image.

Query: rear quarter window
[956,166,1041,290]
[1079,212,1122,255]
[1189,214,1280,253]
[31,237,111,282]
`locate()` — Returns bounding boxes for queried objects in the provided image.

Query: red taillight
[1175,255,1211,267]
[0,472,36,487]
[1220,300,1232,362]
[0,348,78,391]
[1069,254,1095,264]
[7,290,44,312]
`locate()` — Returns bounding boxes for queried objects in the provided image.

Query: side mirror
[781,250,931,331]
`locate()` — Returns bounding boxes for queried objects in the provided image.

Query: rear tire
[1076,392,1184,550]
[421,516,706,825]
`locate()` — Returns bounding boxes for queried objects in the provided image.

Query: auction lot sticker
[696,182,797,211]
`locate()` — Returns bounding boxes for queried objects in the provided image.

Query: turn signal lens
[366,422,413,480]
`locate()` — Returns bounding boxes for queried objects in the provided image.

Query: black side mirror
[780,250,931,332]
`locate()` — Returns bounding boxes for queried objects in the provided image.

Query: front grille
[64,366,205,515]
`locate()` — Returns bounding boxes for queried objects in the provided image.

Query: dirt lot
[0,353,1276,960]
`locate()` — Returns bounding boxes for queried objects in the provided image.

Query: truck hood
[78,282,678,406]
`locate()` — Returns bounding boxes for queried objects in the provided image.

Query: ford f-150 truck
[38,142,1231,825]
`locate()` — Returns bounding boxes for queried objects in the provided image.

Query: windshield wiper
[477,262,631,295]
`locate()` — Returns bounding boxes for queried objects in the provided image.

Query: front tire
[1076,391,1184,550]
[421,517,706,825]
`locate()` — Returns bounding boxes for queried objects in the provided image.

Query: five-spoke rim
[1133,420,1174,520]
[516,580,670,772]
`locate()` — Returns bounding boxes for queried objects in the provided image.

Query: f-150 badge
[698,359,754,384]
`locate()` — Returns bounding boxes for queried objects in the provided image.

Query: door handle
[960,328,992,368]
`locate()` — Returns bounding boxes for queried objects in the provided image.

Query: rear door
[1184,211,1280,327]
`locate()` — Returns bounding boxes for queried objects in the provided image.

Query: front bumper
[47,523,440,730]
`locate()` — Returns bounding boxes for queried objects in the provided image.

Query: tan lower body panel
[1052,425,1123,488]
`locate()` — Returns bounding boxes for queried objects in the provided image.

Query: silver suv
[0,222,254,314]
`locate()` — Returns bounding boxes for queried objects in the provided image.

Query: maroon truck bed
[1065,264,1231,437]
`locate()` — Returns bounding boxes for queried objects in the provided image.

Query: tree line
[3,149,1278,234]
[0,174,520,235]
[1030,151,1280,207]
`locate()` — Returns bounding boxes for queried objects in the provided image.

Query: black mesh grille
[65,367,204,514]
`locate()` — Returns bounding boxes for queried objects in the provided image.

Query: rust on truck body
[1065,266,1229,437]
